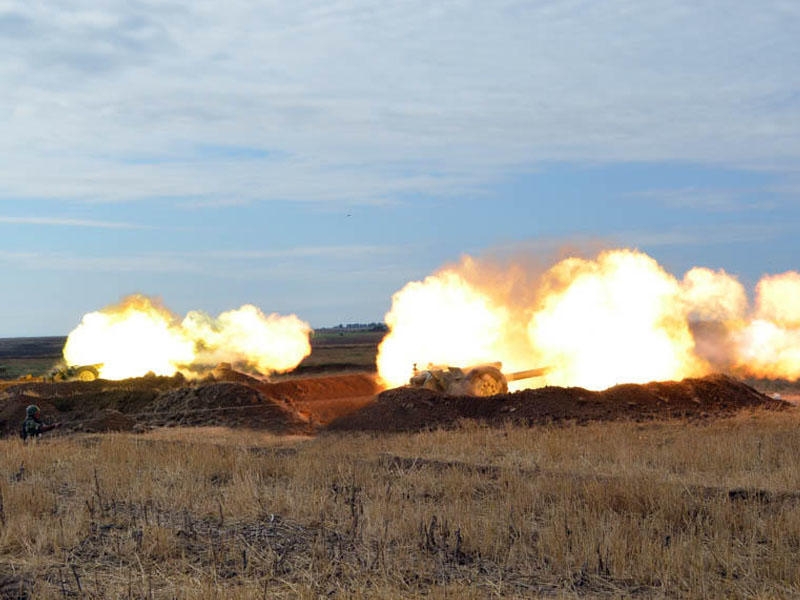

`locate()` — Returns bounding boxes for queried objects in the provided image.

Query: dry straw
[1,409,799,598]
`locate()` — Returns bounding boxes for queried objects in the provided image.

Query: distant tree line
[325,322,388,332]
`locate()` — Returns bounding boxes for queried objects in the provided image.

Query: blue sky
[1,1,799,336]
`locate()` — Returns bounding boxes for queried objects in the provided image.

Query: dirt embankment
[0,372,381,437]
[327,374,788,432]
[0,372,789,438]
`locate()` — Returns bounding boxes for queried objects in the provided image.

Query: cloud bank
[1,1,798,205]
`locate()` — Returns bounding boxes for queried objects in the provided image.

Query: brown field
[1,333,800,598]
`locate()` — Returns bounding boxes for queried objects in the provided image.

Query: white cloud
[197,244,405,260]
[0,215,148,228]
[0,1,799,204]
[0,243,415,274]
[496,220,793,259]
[616,222,792,248]
[627,188,779,212]
[0,250,200,273]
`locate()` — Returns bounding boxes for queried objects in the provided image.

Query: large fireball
[63,295,312,380]
[376,271,512,388]
[734,272,800,380]
[527,250,705,389]
[63,296,194,379]
[377,249,800,391]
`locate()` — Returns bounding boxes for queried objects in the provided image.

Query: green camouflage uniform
[21,416,43,440]
[21,405,57,440]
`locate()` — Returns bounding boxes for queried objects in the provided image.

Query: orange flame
[63,295,311,380]
[377,249,800,390]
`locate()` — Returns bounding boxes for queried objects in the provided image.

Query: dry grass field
[2,332,800,598]
[2,410,800,598]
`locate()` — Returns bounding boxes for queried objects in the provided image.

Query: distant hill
[315,322,388,333]
[0,337,66,358]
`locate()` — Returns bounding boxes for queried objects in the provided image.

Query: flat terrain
[1,331,800,598]
[0,336,65,380]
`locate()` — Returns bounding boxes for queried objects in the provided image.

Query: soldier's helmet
[26,404,40,417]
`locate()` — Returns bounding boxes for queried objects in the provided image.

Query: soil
[327,373,789,432]
[0,371,789,439]
[0,372,382,438]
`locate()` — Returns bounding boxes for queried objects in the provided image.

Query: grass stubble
[1,409,800,598]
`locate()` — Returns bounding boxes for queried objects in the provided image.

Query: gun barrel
[505,367,549,382]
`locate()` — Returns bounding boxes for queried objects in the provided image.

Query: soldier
[21,405,60,440]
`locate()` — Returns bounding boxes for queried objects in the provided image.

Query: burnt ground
[0,369,790,439]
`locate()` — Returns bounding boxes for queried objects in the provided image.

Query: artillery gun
[409,362,548,397]
[0,363,102,392]
[48,363,102,382]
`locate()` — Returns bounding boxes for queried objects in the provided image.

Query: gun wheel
[467,366,508,397]
[75,366,99,381]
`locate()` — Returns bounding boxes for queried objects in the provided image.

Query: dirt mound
[254,373,381,425]
[327,374,789,433]
[147,382,310,433]
[0,395,59,438]
[0,373,363,437]
[0,374,188,436]
[83,409,136,433]
[254,373,380,403]
[0,372,788,438]
[207,363,266,386]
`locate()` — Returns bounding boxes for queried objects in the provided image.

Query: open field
[0,337,65,381]
[1,333,800,598]
[4,413,800,598]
